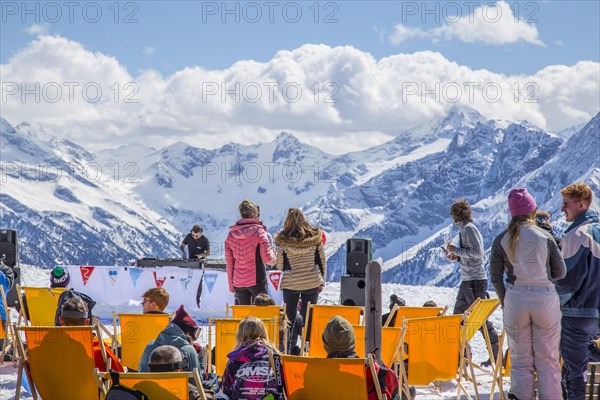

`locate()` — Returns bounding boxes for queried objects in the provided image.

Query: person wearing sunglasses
[141,287,170,314]
[555,182,600,400]
[139,305,204,375]
[181,225,211,260]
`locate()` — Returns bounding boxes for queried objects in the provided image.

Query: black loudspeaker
[340,276,366,306]
[0,229,18,267]
[6,267,21,307]
[346,238,372,276]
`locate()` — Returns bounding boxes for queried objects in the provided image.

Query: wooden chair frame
[277,353,382,400]
[398,315,474,400]
[95,368,206,400]
[208,317,278,375]
[227,303,288,352]
[14,324,107,400]
[301,303,364,357]
[0,285,15,361]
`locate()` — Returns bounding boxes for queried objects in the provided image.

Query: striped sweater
[274,229,326,291]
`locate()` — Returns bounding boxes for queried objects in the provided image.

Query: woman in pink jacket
[225,200,277,305]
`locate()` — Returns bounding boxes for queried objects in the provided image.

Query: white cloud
[143,47,156,56]
[389,24,428,46]
[390,1,545,47]
[1,35,597,154]
[25,24,48,36]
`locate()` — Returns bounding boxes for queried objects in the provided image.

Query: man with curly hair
[445,198,499,366]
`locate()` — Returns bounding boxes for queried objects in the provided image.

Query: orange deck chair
[302,304,363,357]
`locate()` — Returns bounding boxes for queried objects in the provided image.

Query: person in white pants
[490,188,566,400]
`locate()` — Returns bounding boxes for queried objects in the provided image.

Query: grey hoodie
[454,221,487,281]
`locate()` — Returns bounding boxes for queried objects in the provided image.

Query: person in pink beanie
[490,188,566,400]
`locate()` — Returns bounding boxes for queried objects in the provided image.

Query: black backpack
[53,289,96,326]
[105,371,148,400]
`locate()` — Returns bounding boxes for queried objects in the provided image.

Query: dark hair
[60,297,88,326]
[450,198,473,222]
[389,294,405,310]
[253,293,276,306]
[191,224,202,233]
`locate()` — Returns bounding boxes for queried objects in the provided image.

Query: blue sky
[2,1,598,75]
[1,1,599,153]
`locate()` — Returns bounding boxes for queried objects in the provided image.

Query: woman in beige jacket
[275,208,326,354]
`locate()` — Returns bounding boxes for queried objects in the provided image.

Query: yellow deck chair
[280,354,380,400]
[15,325,106,400]
[398,314,473,400]
[96,368,205,400]
[209,317,278,375]
[353,325,404,367]
[386,306,444,327]
[113,313,170,370]
[302,304,363,357]
[17,285,68,326]
[461,298,501,375]
[228,304,285,350]
[489,331,508,400]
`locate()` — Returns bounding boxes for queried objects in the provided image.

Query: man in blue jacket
[556,182,600,400]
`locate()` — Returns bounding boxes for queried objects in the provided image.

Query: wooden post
[365,261,382,362]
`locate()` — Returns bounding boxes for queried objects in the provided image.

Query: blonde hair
[280,208,318,239]
[561,182,593,204]
[507,210,536,260]
[142,287,170,311]
[239,200,260,219]
[235,316,278,352]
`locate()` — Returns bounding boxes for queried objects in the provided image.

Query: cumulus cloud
[1,34,597,154]
[25,23,48,36]
[390,1,545,47]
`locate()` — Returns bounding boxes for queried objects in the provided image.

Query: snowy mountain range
[1,106,599,286]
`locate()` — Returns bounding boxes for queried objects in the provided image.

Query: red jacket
[225,219,276,291]
[92,337,124,372]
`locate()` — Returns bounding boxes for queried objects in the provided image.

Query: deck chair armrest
[367,354,384,400]
[192,368,208,400]
[384,304,399,327]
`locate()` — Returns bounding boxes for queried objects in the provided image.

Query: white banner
[64,266,284,320]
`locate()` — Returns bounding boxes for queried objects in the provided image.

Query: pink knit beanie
[508,188,537,217]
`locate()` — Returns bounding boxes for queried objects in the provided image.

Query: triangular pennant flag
[268,271,282,291]
[153,271,167,288]
[129,268,143,288]
[80,266,95,286]
[204,272,218,294]
[108,268,119,283]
